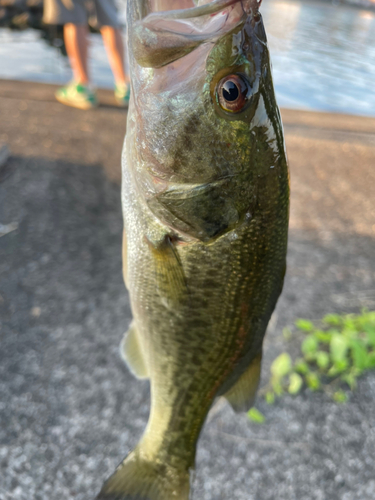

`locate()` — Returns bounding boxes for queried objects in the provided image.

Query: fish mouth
[146,0,249,19]
[130,0,261,68]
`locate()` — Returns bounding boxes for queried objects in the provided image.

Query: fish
[96,0,289,498]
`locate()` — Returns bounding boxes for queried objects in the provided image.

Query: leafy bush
[247,310,375,422]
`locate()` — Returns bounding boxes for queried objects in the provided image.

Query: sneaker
[55,82,98,110]
[114,82,131,108]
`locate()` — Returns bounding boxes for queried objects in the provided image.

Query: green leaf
[313,330,332,343]
[271,353,292,379]
[265,391,275,404]
[334,359,349,372]
[365,351,375,369]
[316,351,330,370]
[330,334,349,364]
[323,314,342,326]
[327,365,338,377]
[350,340,368,371]
[343,316,356,331]
[328,359,348,376]
[341,372,357,390]
[288,373,303,394]
[364,311,375,325]
[301,335,318,359]
[294,359,309,375]
[271,378,284,396]
[333,390,348,403]
[364,325,375,347]
[342,327,357,340]
[247,407,265,424]
[295,319,314,332]
[306,372,320,391]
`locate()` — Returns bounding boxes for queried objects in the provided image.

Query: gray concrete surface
[1,80,375,500]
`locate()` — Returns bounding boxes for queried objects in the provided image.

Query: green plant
[247,407,265,423]
[264,310,375,404]
[247,310,375,421]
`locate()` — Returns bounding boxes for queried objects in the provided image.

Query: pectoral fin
[120,322,149,379]
[224,352,262,413]
[147,235,188,305]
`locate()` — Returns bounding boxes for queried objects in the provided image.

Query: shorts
[43,0,121,28]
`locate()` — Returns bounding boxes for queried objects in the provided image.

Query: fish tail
[96,447,191,500]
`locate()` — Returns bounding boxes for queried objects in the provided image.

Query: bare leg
[64,23,90,84]
[100,26,130,86]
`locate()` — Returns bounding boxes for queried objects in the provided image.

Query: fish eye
[216,74,251,113]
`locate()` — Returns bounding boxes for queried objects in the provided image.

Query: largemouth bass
[97,0,289,498]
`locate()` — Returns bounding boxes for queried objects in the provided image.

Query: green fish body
[97,0,289,498]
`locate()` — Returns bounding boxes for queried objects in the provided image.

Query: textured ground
[1,80,375,500]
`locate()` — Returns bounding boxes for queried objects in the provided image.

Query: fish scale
[97,0,289,498]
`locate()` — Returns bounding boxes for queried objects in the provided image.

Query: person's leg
[44,0,97,109]
[64,23,90,85]
[56,22,97,109]
[95,0,130,105]
[100,26,130,87]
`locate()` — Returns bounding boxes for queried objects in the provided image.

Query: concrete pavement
[1,79,375,500]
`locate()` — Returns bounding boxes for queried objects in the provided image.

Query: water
[262,0,375,116]
[0,0,375,116]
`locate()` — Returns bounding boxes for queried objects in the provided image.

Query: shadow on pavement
[1,151,375,500]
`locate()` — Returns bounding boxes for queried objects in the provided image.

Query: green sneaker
[55,82,98,110]
[114,82,131,108]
